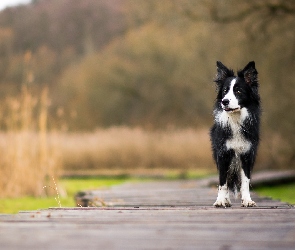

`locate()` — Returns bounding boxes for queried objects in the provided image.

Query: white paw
[241,199,257,207]
[214,198,232,208]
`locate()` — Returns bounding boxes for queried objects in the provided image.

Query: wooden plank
[0,179,294,250]
[75,178,292,208]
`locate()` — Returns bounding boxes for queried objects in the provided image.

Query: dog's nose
[222,99,229,106]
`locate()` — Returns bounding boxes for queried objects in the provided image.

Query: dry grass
[52,127,214,173]
[0,84,214,198]
[0,87,60,198]
[0,85,215,199]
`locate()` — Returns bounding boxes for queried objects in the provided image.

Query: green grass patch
[0,197,73,214]
[255,183,295,205]
[0,177,130,214]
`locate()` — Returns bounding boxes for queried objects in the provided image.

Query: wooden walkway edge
[0,175,295,249]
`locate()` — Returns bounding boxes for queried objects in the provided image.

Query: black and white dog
[210,61,260,207]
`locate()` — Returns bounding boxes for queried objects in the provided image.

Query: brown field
[52,127,214,172]
[0,86,214,198]
[0,127,215,198]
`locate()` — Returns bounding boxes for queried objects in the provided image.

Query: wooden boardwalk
[0,178,294,250]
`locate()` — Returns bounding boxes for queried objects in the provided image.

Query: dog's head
[214,61,259,112]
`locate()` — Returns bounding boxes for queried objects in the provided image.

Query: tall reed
[0,86,60,198]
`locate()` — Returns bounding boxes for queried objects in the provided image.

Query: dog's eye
[223,88,228,93]
[237,90,241,94]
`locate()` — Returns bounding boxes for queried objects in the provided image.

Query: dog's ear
[238,61,258,87]
[214,61,234,86]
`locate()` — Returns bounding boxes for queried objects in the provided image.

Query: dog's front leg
[214,183,231,207]
[213,150,233,208]
[240,168,256,207]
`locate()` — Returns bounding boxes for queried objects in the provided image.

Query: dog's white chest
[226,129,251,154]
[217,108,252,154]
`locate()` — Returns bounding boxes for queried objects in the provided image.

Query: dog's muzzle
[221,99,240,112]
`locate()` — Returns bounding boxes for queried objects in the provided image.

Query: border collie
[210,61,260,207]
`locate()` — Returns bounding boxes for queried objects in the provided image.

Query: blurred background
[0,0,294,198]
